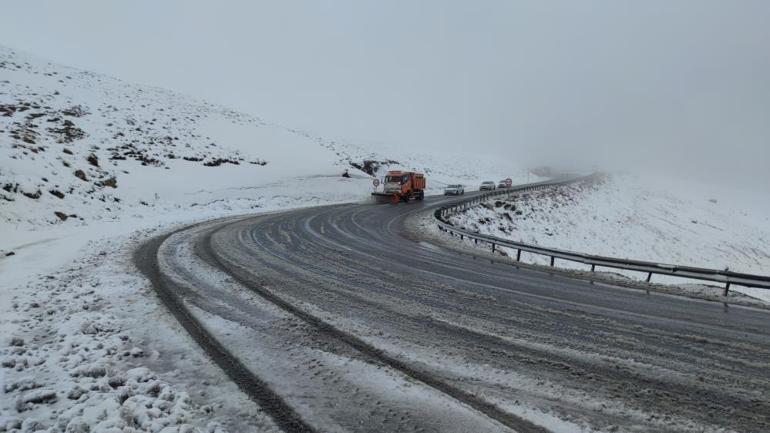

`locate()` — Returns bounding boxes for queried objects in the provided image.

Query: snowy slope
[0,44,529,234]
[0,45,353,230]
[447,174,770,299]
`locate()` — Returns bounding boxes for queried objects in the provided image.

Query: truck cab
[383,173,407,193]
[374,170,426,203]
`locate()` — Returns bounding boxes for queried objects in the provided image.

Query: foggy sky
[1,1,768,188]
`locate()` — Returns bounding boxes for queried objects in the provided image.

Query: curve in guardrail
[434,176,770,294]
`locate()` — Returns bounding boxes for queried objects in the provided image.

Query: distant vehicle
[443,184,465,195]
[497,180,509,189]
[372,170,426,204]
[480,181,496,191]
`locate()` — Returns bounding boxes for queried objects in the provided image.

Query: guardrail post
[474,238,477,244]
[492,243,496,253]
[460,234,464,240]
[550,256,555,267]
[590,264,595,272]
[646,272,652,283]
[724,283,730,297]
[516,249,521,261]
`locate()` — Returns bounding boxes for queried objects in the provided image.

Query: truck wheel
[416,190,424,201]
[390,194,399,204]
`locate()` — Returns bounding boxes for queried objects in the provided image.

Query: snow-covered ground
[446,174,770,302]
[0,45,532,432]
[6,41,767,432]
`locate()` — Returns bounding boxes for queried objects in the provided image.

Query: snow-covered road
[137,192,770,433]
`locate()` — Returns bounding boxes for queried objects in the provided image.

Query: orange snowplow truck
[372,170,426,204]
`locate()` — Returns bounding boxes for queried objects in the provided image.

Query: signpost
[504,178,512,188]
[373,178,380,189]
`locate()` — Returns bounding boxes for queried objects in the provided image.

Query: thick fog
[2,1,768,188]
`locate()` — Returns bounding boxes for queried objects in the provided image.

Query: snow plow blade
[371,192,397,204]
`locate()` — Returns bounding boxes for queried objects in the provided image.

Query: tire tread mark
[205,225,550,433]
[134,230,317,433]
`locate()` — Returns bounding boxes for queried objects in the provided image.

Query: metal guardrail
[434,176,770,294]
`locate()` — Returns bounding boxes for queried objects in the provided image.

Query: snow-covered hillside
[447,175,770,292]
[0,44,529,235]
[0,46,360,230]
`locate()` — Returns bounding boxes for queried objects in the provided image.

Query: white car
[497,180,509,189]
[444,184,465,195]
[479,181,496,191]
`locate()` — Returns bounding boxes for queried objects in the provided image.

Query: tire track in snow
[134,226,318,433]
[202,220,550,433]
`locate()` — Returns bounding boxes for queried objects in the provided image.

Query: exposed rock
[86,153,99,167]
[74,169,87,181]
[350,159,399,176]
[0,103,18,117]
[3,377,39,393]
[54,211,68,221]
[71,364,106,378]
[107,375,126,388]
[203,157,239,167]
[16,388,57,411]
[61,105,88,117]
[2,183,18,193]
[47,119,85,143]
[96,177,117,188]
[21,190,41,199]
[66,386,87,400]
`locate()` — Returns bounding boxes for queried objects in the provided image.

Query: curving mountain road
[136,190,770,433]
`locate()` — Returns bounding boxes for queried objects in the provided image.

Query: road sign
[373,178,380,187]
[505,178,512,187]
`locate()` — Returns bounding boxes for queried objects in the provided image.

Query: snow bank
[447,174,770,301]
[0,234,252,433]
